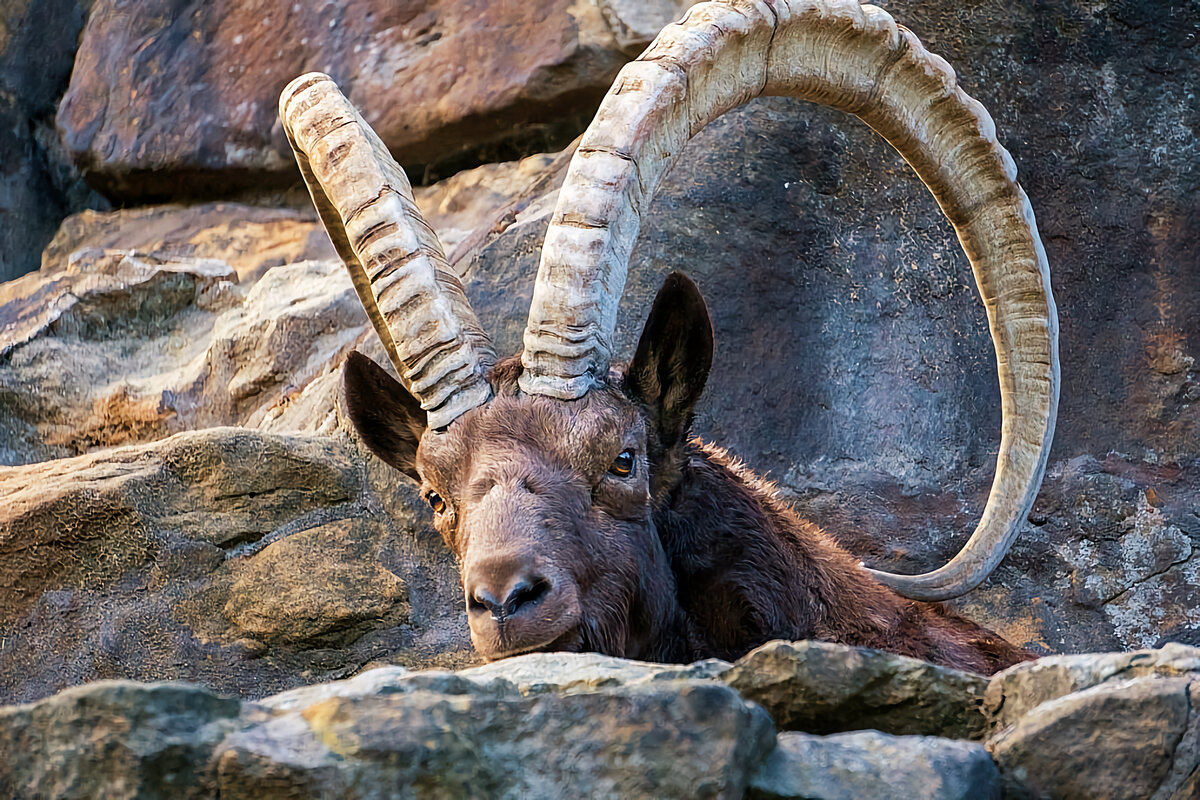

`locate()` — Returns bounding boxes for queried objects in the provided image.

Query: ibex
[280,0,1058,675]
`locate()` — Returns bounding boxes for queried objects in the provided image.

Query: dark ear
[342,351,427,480]
[625,272,714,448]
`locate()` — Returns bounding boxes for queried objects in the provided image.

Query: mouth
[478,626,584,662]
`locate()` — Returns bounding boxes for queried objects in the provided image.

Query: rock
[748,730,1000,800]
[57,0,633,199]
[0,653,778,800]
[0,255,366,465]
[0,0,102,282]
[41,203,337,283]
[217,655,775,800]
[721,640,989,740]
[988,675,1200,800]
[223,518,409,646]
[984,643,1200,732]
[0,427,469,705]
[460,651,732,694]
[0,680,241,800]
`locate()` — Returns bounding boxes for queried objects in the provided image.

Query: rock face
[0,0,105,282]
[748,731,999,800]
[722,641,988,740]
[0,428,470,705]
[57,0,635,198]
[984,648,1200,799]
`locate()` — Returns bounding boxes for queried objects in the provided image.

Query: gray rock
[0,680,241,800]
[217,659,775,800]
[988,675,1200,800]
[985,643,1200,732]
[748,730,1000,800]
[722,640,989,740]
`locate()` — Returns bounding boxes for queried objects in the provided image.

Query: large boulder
[0,427,469,705]
[56,0,645,199]
[0,654,777,800]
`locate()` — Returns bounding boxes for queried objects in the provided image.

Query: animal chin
[473,618,584,662]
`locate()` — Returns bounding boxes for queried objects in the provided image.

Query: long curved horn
[280,73,496,430]
[520,0,1059,600]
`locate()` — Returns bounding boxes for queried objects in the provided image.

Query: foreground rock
[0,655,775,800]
[984,647,1200,799]
[0,427,468,705]
[748,731,999,800]
[721,640,988,740]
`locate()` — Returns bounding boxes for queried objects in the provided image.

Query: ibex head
[281,0,1059,663]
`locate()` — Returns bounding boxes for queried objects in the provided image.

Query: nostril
[504,577,551,616]
[469,587,501,615]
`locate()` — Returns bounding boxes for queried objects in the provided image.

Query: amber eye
[609,449,636,478]
[427,491,447,514]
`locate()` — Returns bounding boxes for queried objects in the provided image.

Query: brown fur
[344,275,1031,675]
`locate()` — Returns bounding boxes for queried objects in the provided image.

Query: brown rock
[57,0,632,198]
[41,203,336,283]
[224,518,409,646]
[0,427,469,705]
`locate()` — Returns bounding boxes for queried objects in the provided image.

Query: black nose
[468,573,552,620]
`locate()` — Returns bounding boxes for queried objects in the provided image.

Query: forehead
[419,387,643,481]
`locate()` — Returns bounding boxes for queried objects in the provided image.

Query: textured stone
[720,640,989,740]
[0,0,102,282]
[748,730,1000,800]
[984,643,1200,732]
[0,428,469,705]
[41,202,336,283]
[223,518,409,646]
[0,680,240,800]
[988,676,1199,800]
[216,657,775,800]
[57,0,632,198]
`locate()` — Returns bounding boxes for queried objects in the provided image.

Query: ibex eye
[609,449,636,478]
[427,491,447,514]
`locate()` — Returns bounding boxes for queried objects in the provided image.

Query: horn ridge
[521,0,1059,599]
[280,72,496,430]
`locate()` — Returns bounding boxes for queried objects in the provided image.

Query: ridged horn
[280,72,496,430]
[520,0,1059,600]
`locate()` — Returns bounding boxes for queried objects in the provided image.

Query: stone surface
[984,643,1200,732]
[0,427,469,705]
[41,202,336,283]
[219,674,773,799]
[0,253,366,465]
[721,641,989,740]
[57,0,633,198]
[0,0,103,282]
[988,675,1200,800]
[0,653,781,800]
[748,730,1000,800]
[0,680,241,800]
